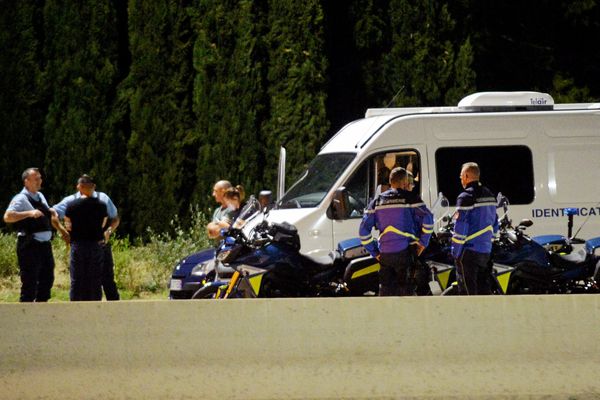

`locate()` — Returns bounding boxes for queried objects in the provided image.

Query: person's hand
[104,228,113,243]
[29,209,43,218]
[59,230,70,244]
[375,254,381,262]
[414,242,425,256]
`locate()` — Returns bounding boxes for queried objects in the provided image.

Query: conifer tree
[262,0,329,188]
[0,1,47,205]
[380,0,475,107]
[124,0,195,235]
[42,1,122,202]
[190,0,267,209]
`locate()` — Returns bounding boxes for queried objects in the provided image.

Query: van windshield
[278,153,355,209]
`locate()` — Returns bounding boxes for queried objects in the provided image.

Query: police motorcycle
[168,197,263,299]
[420,193,517,296]
[190,196,372,299]
[494,196,600,294]
[416,193,456,295]
[340,193,456,296]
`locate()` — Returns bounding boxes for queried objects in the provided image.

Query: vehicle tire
[191,285,220,299]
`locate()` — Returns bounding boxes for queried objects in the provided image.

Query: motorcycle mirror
[496,192,509,208]
[518,219,533,228]
[431,192,450,226]
[259,190,273,213]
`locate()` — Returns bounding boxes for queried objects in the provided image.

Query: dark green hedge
[1,0,598,236]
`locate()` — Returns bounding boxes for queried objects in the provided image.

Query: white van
[268,91,600,256]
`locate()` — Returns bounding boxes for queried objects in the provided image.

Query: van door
[332,146,429,247]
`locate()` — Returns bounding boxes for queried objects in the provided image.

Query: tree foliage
[1,0,600,236]
[124,0,195,235]
[191,0,266,209]
[262,0,329,185]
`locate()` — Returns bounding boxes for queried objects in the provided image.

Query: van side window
[435,145,534,205]
[343,150,421,218]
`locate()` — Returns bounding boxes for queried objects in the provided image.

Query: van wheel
[191,286,220,299]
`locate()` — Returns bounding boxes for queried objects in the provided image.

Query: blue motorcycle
[189,197,371,299]
[493,196,600,294]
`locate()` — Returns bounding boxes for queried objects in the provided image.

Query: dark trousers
[70,241,104,301]
[101,243,119,300]
[379,248,413,296]
[16,237,55,302]
[455,249,492,295]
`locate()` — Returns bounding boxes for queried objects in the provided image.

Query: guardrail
[1,295,599,399]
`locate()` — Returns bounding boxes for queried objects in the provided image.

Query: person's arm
[3,209,43,223]
[207,221,222,239]
[104,215,120,242]
[49,208,70,243]
[4,193,42,223]
[51,196,70,220]
[451,195,472,259]
[207,208,235,239]
[359,199,380,259]
[414,202,434,253]
[64,216,72,232]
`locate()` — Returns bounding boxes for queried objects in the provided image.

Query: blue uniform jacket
[358,188,433,258]
[451,181,499,258]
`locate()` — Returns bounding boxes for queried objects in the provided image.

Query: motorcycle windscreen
[232,197,262,230]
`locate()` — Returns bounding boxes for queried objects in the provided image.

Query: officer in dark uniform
[359,167,434,296]
[451,162,499,295]
[53,175,121,300]
[64,175,108,301]
[3,168,69,302]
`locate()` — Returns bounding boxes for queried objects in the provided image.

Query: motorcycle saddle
[550,247,588,270]
[300,251,339,271]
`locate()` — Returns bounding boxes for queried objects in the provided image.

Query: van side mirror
[328,187,350,220]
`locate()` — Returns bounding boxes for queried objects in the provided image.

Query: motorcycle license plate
[170,279,183,291]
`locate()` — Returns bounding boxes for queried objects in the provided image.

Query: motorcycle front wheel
[191,285,220,299]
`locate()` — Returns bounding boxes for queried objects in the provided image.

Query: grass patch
[0,208,211,302]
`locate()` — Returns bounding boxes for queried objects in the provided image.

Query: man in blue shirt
[53,174,121,300]
[3,168,69,302]
[451,162,499,295]
[359,167,433,296]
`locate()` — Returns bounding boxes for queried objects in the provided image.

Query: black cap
[77,174,95,185]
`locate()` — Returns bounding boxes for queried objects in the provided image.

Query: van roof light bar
[458,91,554,111]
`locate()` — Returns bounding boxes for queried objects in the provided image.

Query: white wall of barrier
[1,295,599,399]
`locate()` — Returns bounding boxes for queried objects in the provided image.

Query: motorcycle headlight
[217,250,231,262]
[191,262,211,277]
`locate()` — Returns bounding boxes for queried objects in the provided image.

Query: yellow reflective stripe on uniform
[422,226,433,234]
[361,237,375,245]
[464,225,494,241]
[452,233,467,244]
[359,234,372,240]
[379,226,419,241]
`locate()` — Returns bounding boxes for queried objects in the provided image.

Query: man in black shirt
[65,175,108,301]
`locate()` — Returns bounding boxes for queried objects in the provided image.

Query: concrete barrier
[1,295,599,399]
